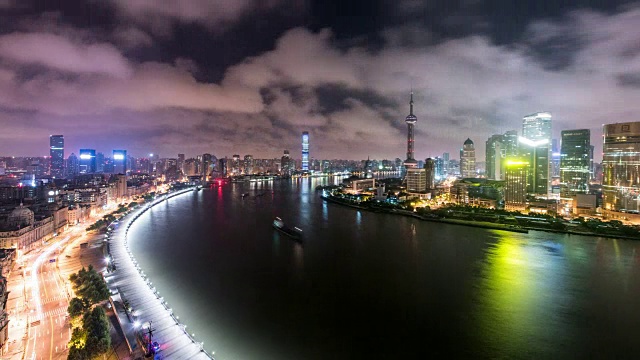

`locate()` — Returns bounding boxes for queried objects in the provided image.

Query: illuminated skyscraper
[49,135,64,178]
[113,150,127,174]
[560,129,590,197]
[520,112,552,195]
[79,149,96,173]
[603,122,640,212]
[404,92,418,169]
[460,138,476,178]
[243,155,254,175]
[504,159,530,210]
[302,131,309,171]
[202,153,212,180]
[281,150,292,177]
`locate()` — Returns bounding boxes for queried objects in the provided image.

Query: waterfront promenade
[106,188,214,360]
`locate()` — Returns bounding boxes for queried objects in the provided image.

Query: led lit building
[603,122,640,212]
[460,138,476,178]
[520,112,552,195]
[49,135,64,178]
[504,159,530,210]
[560,129,590,197]
[302,132,309,171]
[78,149,96,174]
[113,149,127,174]
[403,92,418,170]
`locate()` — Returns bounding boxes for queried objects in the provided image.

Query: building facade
[520,112,552,195]
[560,129,590,197]
[49,135,64,178]
[460,138,476,178]
[603,122,640,212]
[78,149,97,174]
[113,150,127,174]
[504,159,529,210]
[301,132,309,171]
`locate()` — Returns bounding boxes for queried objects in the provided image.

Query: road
[5,225,107,360]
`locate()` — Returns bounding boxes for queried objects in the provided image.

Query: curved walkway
[106,189,215,360]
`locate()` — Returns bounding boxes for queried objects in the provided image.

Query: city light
[518,136,549,147]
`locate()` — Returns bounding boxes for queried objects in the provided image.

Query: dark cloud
[616,72,640,88]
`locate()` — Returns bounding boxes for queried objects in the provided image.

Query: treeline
[66,265,111,359]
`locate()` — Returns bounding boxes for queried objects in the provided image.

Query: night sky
[0,0,638,160]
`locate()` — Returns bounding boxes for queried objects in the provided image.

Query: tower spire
[410,91,414,116]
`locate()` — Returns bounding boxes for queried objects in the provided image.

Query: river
[128,177,640,359]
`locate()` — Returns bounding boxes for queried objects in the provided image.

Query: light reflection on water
[129,179,640,360]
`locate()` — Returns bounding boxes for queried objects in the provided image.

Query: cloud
[3,5,640,160]
[0,32,133,78]
[109,0,288,34]
[112,27,154,49]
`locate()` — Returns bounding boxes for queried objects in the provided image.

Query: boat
[273,217,303,240]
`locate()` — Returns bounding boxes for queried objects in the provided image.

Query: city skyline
[1,2,639,160]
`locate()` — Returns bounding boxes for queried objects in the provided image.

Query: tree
[69,265,110,306]
[68,297,86,318]
[83,307,111,357]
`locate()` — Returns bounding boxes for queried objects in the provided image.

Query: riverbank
[105,188,214,359]
[321,194,639,240]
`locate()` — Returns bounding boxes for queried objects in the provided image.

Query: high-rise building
[425,158,436,190]
[177,154,185,175]
[281,150,292,177]
[96,152,105,173]
[551,139,561,178]
[302,132,309,171]
[486,134,503,180]
[603,122,640,212]
[243,155,254,175]
[78,149,96,173]
[202,153,212,180]
[49,135,64,178]
[404,92,418,169]
[460,138,476,178]
[231,155,241,175]
[66,153,79,178]
[406,168,426,193]
[113,150,127,174]
[520,112,552,195]
[560,129,590,197]
[504,159,530,210]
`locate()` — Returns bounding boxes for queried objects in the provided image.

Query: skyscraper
[520,112,552,195]
[113,150,127,174]
[485,134,503,180]
[603,122,640,212]
[404,92,418,169]
[67,153,79,178]
[177,153,185,175]
[460,138,476,178]
[79,149,96,173]
[243,155,254,175]
[504,159,530,210]
[560,129,590,197]
[281,150,292,177]
[202,153,212,180]
[49,135,64,178]
[302,131,309,171]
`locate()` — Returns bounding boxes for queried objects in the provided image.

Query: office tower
[560,129,590,197]
[442,152,450,177]
[66,153,79,178]
[116,174,127,200]
[589,145,595,180]
[460,138,476,178]
[434,157,445,179]
[49,135,64,178]
[486,135,503,180]
[219,158,228,177]
[243,155,254,175]
[281,150,292,176]
[406,168,427,193]
[78,149,97,173]
[177,154,185,174]
[425,158,436,190]
[202,153,212,180]
[551,139,561,178]
[113,150,127,174]
[603,122,640,212]
[231,155,240,175]
[403,92,418,169]
[302,131,309,171]
[504,159,530,210]
[520,112,552,195]
[96,152,105,172]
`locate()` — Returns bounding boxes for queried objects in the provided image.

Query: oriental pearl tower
[403,91,418,170]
